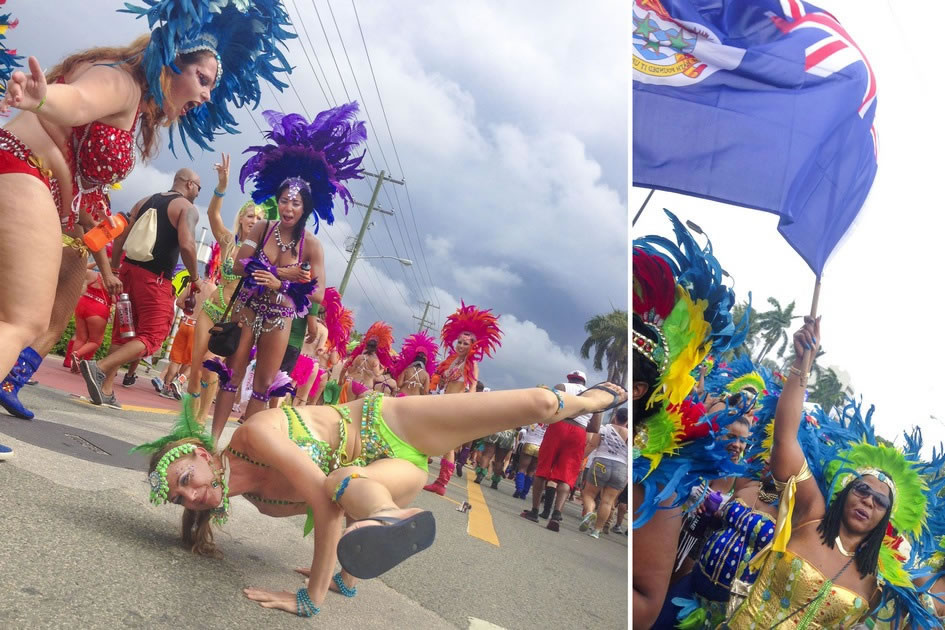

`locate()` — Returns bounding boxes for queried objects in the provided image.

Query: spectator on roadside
[81,169,203,409]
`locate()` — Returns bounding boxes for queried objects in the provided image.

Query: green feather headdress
[131,396,216,505]
[825,442,927,539]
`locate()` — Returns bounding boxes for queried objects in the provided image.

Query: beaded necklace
[244,492,304,506]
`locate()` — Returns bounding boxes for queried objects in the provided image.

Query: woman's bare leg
[245,324,291,420]
[517,453,534,474]
[593,487,622,531]
[479,443,496,474]
[187,310,214,396]
[32,246,87,356]
[582,481,601,518]
[0,175,61,376]
[209,318,256,441]
[74,316,107,359]
[381,384,626,458]
[73,317,90,358]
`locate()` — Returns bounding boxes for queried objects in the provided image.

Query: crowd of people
[633,210,945,628]
[0,2,629,620]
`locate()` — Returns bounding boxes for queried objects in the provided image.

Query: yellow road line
[71,395,240,422]
[465,472,500,546]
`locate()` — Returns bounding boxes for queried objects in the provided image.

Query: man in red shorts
[521,369,601,531]
[81,169,203,409]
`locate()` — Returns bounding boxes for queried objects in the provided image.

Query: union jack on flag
[633,0,879,274]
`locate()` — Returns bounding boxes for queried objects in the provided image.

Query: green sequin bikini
[228,392,429,504]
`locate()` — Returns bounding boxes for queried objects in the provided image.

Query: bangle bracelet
[213,189,225,198]
[537,384,565,412]
[789,366,809,379]
[35,95,46,111]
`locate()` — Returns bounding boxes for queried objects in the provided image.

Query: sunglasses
[850,481,891,511]
[188,180,202,193]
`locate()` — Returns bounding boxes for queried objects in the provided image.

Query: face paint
[280,177,311,200]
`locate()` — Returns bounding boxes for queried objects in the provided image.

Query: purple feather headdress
[239,104,367,233]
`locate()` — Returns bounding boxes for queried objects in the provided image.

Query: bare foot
[294,567,358,594]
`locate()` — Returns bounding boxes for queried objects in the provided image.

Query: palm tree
[754,298,799,363]
[581,309,628,386]
[808,367,852,412]
[720,300,760,363]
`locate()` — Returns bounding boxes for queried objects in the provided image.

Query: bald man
[80,169,203,409]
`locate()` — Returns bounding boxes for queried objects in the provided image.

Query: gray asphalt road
[0,383,628,629]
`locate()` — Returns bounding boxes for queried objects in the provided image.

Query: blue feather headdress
[0,9,22,88]
[119,0,295,155]
[239,106,367,233]
[635,209,749,356]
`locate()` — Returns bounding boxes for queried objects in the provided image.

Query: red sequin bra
[63,115,138,229]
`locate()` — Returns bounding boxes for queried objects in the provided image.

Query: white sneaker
[579,512,597,532]
[588,529,601,539]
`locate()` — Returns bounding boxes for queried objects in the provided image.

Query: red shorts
[111,263,175,357]
[169,318,196,365]
[534,421,586,487]
[75,295,110,321]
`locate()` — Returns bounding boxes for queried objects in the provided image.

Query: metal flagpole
[632,189,655,226]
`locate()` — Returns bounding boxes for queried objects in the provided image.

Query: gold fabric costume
[724,549,868,629]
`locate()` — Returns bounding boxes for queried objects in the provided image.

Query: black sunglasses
[850,481,891,510]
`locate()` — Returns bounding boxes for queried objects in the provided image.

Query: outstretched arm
[207,154,234,248]
[241,418,345,611]
[772,316,823,522]
[1,58,141,124]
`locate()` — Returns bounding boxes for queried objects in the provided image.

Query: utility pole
[338,170,404,297]
[413,300,439,333]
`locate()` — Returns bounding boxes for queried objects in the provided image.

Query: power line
[350,1,439,307]
[289,0,333,105]
[320,2,433,308]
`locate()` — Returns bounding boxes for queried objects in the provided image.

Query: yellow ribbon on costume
[749,460,813,573]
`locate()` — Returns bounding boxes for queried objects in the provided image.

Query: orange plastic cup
[83,214,128,253]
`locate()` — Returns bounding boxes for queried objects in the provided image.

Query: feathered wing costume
[0,8,22,88]
[346,321,396,373]
[394,332,438,379]
[119,0,295,155]
[435,302,502,391]
[631,210,750,528]
[239,106,366,233]
[321,287,353,359]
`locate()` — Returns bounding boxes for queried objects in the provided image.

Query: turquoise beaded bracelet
[333,571,357,597]
[296,588,320,617]
[537,385,565,411]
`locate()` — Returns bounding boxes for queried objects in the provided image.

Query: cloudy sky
[633,0,945,447]
[11,0,628,389]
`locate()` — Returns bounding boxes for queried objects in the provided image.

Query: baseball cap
[567,370,587,383]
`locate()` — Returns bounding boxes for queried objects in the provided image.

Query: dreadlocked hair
[817,481,892,578]
[45,35,169,160]
[632,313,661,425]
[147,438,221,558]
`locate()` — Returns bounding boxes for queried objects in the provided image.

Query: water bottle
[83,215,127,252]
[115,293,136,339]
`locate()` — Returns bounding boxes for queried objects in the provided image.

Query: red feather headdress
[436,301,502,388]
[347,321,396,372]
[394,332,439,378]
[321,287,353,358]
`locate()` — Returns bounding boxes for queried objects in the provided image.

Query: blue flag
[633,0,878,274]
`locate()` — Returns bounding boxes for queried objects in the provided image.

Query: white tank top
[562,382,592,428]
[589,423,628,463]
[522,423,546,446]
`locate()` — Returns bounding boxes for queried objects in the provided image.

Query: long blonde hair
[45,34,215,162]
[148,438,221,558]
[226,201,263,260]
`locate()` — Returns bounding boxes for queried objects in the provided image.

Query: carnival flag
[633,0,878,274]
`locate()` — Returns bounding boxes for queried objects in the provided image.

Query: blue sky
[11,0,629,389]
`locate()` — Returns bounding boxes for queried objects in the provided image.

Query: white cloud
[453,264,523,297]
